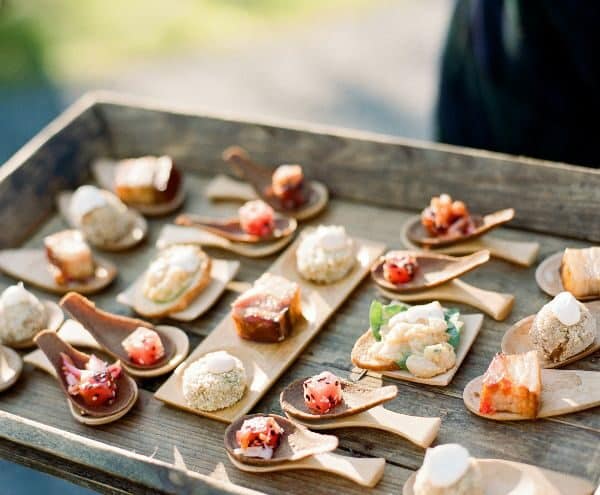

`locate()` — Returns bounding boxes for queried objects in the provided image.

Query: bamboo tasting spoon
[502,301,600,368]
[280,378,440,448]
[224,414,386,487]
[0,345,23,392]
[401,215,540,267]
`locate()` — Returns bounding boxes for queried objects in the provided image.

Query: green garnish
[444,307,461,350]
[369,300,408,341]
[394,353,410,370]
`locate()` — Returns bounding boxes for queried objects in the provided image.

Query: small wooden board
[154,234,385,422]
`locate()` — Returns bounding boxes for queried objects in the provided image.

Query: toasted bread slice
[350,329,400,372]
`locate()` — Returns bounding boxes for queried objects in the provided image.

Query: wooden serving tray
[155,233,385,422]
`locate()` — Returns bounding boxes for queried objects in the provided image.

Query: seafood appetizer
[560,247,600,299]
[234,415,284,460]
[239,200,275,237]
[231,272,302,342]
[270,164,306,210]
[412,444,483,495]
[62,353,122,407]
[302,371,343,414]
[121,327,165,366]
[382,253,419,284]
[182,351,246,412]
[352,301,462,379]
[479,351,541,418]
[296,225,356,284]
[0,283,47,346]
[45,230,96,284]
[421,194,476,239]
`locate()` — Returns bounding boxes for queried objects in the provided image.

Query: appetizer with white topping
[0,283,46,346]
[238,200,275,237]
[44,230,95,284]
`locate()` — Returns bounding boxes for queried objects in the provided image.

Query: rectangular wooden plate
[154,233,386,422]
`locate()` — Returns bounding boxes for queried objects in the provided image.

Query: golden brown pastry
[560,247,600,298]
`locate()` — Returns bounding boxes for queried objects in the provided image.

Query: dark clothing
[436,0,600,167]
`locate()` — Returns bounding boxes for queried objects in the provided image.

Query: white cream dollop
[70,185,107,220]
[199,351,236,374]
[548,291,581,326]
[311,225,348,251]
[389,301,445,326]
[164,245,201,273]
[419,444,471,487]
[1,282,40,308]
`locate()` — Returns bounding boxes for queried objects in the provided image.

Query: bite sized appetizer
[121,327,165,366]
[271,164,306,209]
[69,185,133,245]
[382,252,418,284]
[238,200,275,237]
[414,444,483,495]
[234,415,284,460]
[529,292,595,363]
[479,351,541,418]
[182,351,246,411]
[352,301,462,379]
[231,273,302,342]
[560,247,600,299]
[114,155,181,206]
[44,230,95,284]
[296,225,356,284]
[0,282,46,346]
[421,194,476,238]
[303,371,343,414]
[61,353,122,407]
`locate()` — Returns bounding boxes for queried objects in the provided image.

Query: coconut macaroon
[70,185,133,245]
[530,291,596,362]
[0,283,47,345]
[296,225,356,284]
[182,351,246,411]
[414,444,483,495]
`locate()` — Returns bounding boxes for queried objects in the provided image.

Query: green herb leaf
[395,353,409,370]
[369,300,383,341]
[444,308,461,350]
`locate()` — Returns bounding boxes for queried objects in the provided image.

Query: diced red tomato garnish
[239,200,275,237]
[236,416,283,450]
[303,371,343,413]
[121,327,165,366]
[383,254,418,284]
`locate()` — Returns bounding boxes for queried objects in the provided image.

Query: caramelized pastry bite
[44,230,95,284]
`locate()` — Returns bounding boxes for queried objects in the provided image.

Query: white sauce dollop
[548,291,581,326]
[164,246,201,273]
[389,301,445,326]
[311,225,348,251]
[199,351,236,374]
[1,282,40,308]
[419,444,471,487]
[70,185,107,219]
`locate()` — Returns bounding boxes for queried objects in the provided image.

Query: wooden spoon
[464,369,600,420]
[157,224,294,258]
[403,458,594,495]
[6,299,64,350]
[501,301,600,368]
[371,250,490,292]
[224,413,385,487]
[56,190,147,251]
[33,330,138,423]
[280,377,440,447]
[0,345,23,392]
[0,249,117,295]
[401,215,540,267]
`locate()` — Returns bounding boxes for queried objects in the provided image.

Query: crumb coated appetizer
[44,230,95,284]
[296,225,356,284]
[182,351,246,411]
[271,164,306,209]
[235,416,284,460]
[530,292,595,363]
[231,273,302,342]
[560,247,600,299]
[121,327,165,366]
[69,185,132,245]
[479,351,541,418]
[421,194,476,238]
[414,444,483,495]
[0,282,46,345]
[238,200,275,237]
[62,353,122,407]
[382,252,418,284]
[115,155,181,205]
[303,371,343,413]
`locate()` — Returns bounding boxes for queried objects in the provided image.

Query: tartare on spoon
[371,250,490,293]
[224,414,385,487]
[33,330,137,423]
[502,301,600,368]
[463,369,600,420]
[0,345,23,392]
[56,190,147,251]
[175,212,297,243]
[403,458,594,495]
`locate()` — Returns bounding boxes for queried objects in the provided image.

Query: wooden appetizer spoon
[280,378,440,448]
[6,299,64,350]
[0,249,117,295]
[175,212,297,244]
[56,190,147,251]
[463,369,600,420]
[403,458,594,495]
[0,345,23,392]
[371,250,490,292]
[33,330,137,424]
[401,215,540,267]
[224,414,385,487]
[502,301,600,368]
[157,224,294,258]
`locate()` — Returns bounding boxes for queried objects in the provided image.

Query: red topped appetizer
[383,253,418,284]
[271,164,306,209]
[61,353,122,407]
[121,327,165,366]
[44,230,95,284]
[303,371,343,413]
[235,416,284,459]
[421,194,476,238]
[238,200,275,237]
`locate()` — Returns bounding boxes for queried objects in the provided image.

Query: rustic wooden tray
[0,92,599,495]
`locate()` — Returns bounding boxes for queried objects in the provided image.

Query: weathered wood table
[0,93,599,494]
